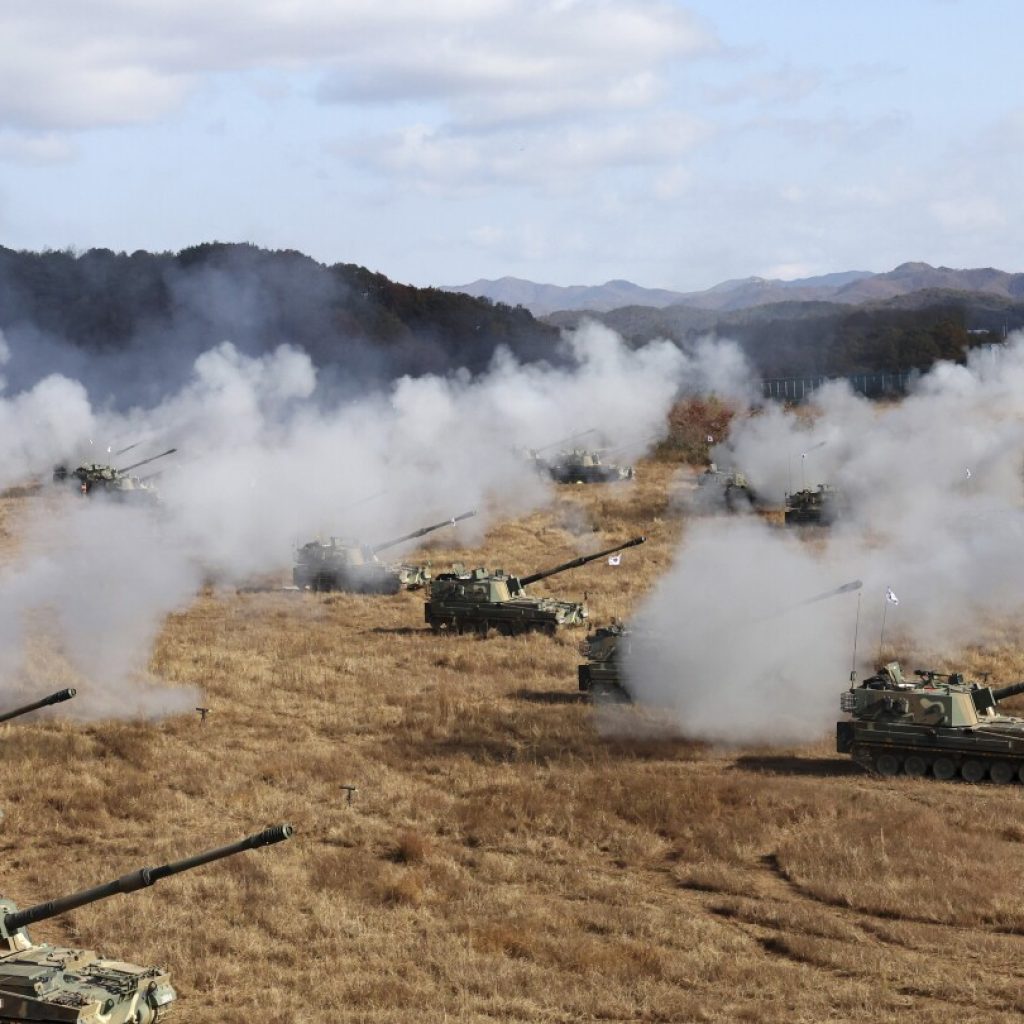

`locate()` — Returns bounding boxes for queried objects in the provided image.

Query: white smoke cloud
[677,337,757,406]
[626,335,1024,745]
[623,518,859,745]
[0,502,203,719]
[0,321,733,717]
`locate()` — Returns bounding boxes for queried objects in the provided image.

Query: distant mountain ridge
[445,263,1024,317]
[443,276,687,315]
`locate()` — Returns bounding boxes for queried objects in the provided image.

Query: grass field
[4,460,1024,1023]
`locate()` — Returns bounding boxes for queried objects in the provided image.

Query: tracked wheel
[932,757,957,781]
[990,762,1015,785]
[960,760,986,784]
[588,680,631,705]
[903,755,928,778]
[875,753,900,777]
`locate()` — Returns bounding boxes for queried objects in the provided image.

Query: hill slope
[548,290,1018,376]
[450,263,1024,317]
[0,243,559,403]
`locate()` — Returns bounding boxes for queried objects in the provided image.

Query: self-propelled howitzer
[59,448,177,502]
[540,448,634,484]
[0,688,76,725]
[784,483,844,526]
[425,536,646,636]
[294,510,477,593]
[0,824,294,1024]
[837,663,1024,782]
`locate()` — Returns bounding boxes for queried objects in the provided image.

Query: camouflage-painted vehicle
[0,824,293,1023]
[784,483,843,526]
[525,430,596,468]
[54,449,177,502]
[838,662,1024,782]
[577,622,632,701]
[294,511,476,593]
[541,448,635,484]
[693,463,756,513]
[0,688,76,724]
[425,536,645,636]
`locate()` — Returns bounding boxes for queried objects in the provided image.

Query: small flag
[885,587,899,606]
[608,555,622,566]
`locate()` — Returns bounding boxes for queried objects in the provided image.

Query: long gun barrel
[117,448,177,474]
[991,680,1024,703]
[970,679,1024,714]
[597,433,659,457]
[371,510,477,555]
[3,824,294,935]
[0,688,76,725]
[532,429,597,454]
[518,536,646,587]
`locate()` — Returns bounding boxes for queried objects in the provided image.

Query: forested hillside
[548,291,1018,377]
[1,243,1017,398]
[0,243,559,399]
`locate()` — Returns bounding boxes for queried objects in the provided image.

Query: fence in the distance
[760,371,914,402]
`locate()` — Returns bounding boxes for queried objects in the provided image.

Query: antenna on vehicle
[800,440,827,491]
[877,587,898,664]
[850,590,862,685]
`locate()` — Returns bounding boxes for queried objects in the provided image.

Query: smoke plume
[0,319,711,718]
[625,335,1024,746]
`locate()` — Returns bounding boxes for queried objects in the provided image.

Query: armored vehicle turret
[541,448,635,484]
[294,510,476,593]
[525,430,634,483]
[838,662,1024,782]
[0,824,293,1023]
[425,536,646,636]
[784,483,844,526]
[55,448,177,503]
[693,463,756,513]
[0,688,76,725]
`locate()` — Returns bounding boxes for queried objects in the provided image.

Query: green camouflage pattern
[837,662,1024,781]
[693,463,757,513]
[53,449,176,503]
[577,623,633,702]
[784,483,844,525]
[293,511,475,594]
[425,537,646,637]
[533,448,635,484]
[0,826,293,1024]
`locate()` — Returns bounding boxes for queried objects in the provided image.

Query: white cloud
[0,1,714,131]
[0,131,76,165]
[929,195,1004,231]
[342,111,708,191]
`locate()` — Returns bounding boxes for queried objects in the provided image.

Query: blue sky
[0,0,1020,290]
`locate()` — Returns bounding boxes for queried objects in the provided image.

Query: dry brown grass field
[4,461,1024,1023]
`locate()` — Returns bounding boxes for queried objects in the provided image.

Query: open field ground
[4,461,1024,1023]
